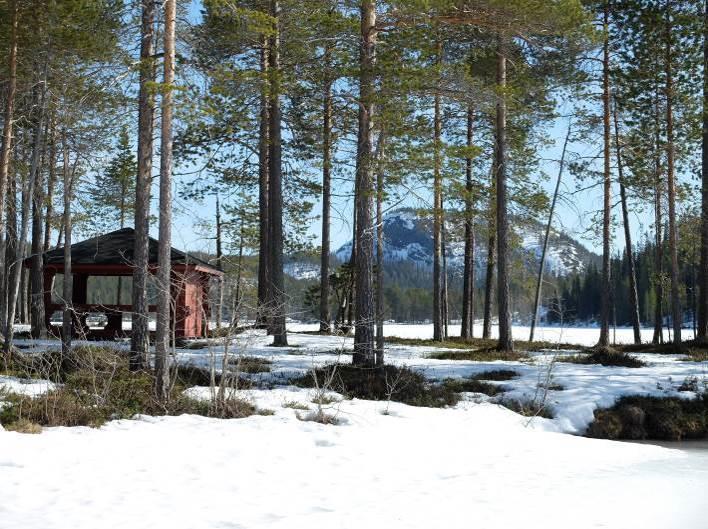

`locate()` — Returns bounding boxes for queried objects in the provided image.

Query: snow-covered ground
[1,324,707,529]
[288,321,666,346]
[0,394,706,529]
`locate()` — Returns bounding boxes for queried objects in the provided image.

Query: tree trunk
[432,39,444,342]
[665,0,681,344]
[652,76,664,344]
[598,1,612,348]
[0,0,19,339]
[44,120,56,254]
[375,127,386,364]
[319,55,333,333]
[613,104,642,345]
[530,124,571,342]
[215,194,223,329]
[155,0,176,401]
[699,0,708,341]
[267,0,287,347]
[131,0,157,371]
[61,131,72,357]
[30,118,48,338]
[352,0,376,366]
[257,36,270,328]
[495,36,513,352]
[461,107,475,340]
[5,83,45,356]
[442,220,449,339]
[482,203,495,340]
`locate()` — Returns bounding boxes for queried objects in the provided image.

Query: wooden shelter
[29,228,222,340]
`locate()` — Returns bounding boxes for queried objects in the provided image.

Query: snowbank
[0,392,706,529]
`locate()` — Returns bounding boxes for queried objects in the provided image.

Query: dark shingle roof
[43,228,220,274]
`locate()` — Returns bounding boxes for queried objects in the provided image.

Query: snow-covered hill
[333,208,597,277]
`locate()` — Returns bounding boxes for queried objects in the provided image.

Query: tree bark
[495,36,513,352]
[530,124,571,342]
[432,39,444,342]
[598,0,612,348]
[352,0,376,366]
[131,0,157,371]
[30,115,47,338]
[482,198,495,340]
[44,120,56,254]
[155,0,176,401]
[61,131,72,357]
[0,0,19,338]
[461,107,475,340]
[375,127,386,364]
[613,104,642,345]
[215,194,223,329]
[699,0,708,341]
[267,0,287,346]
[257,36,270,328]
[319,51,333,333]
[665,0,681,344]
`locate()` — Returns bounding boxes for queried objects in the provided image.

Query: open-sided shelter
[28,228,222,339]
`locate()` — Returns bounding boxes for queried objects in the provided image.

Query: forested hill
[298,208,598,280]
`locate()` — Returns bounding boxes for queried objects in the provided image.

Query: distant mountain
[329,208,597,278]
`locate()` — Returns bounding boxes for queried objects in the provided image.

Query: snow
[0,391,706,529]
[2,324,707,528]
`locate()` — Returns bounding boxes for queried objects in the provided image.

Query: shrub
[228,356,272,373]
[291,364,460,408]
[442,378,503,396]
[427,350,529,362]
[470,369,519,381]
[282,400,309,411]
[560,349,645,368]
[499,398,554,419]
[586,395,708,441]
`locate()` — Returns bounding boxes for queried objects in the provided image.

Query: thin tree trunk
[61,131,72,357]
[131,0,157,371]
[267,0,287,346]
[0,0,19,341]
[257,36,270,328]
[530,124,571,342]
[215,194,223,329]
[461,107,475,340]
[598,1,612,348]
[699,0,708,341]
[652,76,664,345]
[44,121,56,254]
[352,0,376,366]
[483,198,495,340]
[30,119,48,338]
[495,36,513,352]
[665,0,681,344]
[375,127,386,364]
[613,103,642,345]
[319,53,333,333]
[442,220,449,339]
[155,0,176,402]
[432,38,444,342]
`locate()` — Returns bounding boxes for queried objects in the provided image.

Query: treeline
[2,0,708,401]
